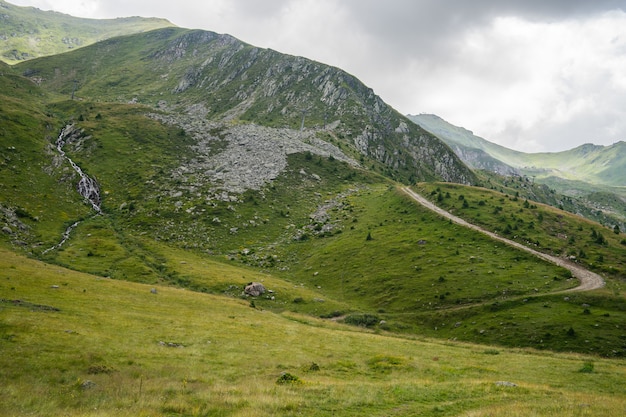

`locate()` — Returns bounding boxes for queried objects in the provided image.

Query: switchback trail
[401,186,605,292]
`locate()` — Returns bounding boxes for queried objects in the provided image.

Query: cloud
[8,0,626,152]
[413,11,626,152]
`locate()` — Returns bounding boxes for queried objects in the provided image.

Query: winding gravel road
[401,187,605,292]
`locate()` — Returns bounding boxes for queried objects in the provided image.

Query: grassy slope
[2,93,626,356]
[413,182,626,279]
[15,26,476,185]
[271,185,626,356]
[0,0,174,64]
[0,62,93,245]
[2,247,626,417]
[475,170,626,232]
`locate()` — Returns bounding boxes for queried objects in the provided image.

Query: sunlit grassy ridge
[2,247,625,417]
[0,0,174,64]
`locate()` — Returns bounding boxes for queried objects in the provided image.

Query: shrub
[368,355,406,372]
[344,313,379,328]
[87,364,115,374]
[579,362,594,373]
[320,311,343,319]
[307,362,320,372]
[276,372,302,385]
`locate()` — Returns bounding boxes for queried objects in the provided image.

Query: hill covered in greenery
[409,113,626,233]
[1,6,626,416]
[0,0,174,63]
[3,248,625,416]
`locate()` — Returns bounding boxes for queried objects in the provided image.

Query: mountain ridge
[15,27,476,187]
[0,0,174,63]
[408,113,626,188]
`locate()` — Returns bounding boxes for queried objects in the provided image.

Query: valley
[1,2,626,416]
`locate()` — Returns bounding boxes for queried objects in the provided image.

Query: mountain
[408,113,626,188]
[407,113,521,175]
[409,113,626,227]
[0,0,174,63]
[0,25,476,262]
[2,5,626,380]
[16,27,475,187]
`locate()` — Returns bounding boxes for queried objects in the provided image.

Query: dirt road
[401,187,605,292]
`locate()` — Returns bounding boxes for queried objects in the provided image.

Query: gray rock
[244,282,266,297]
[495,381,517,387]
[81,380,96,390]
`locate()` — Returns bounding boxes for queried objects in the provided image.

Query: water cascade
[55,125,101,213]
[43,125,101,254]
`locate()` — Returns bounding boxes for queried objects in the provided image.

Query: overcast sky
[9,0,626,152]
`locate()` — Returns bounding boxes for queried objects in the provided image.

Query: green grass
[2,247,626,416]
[0,66,93,247]
[2,14,626,415]
[3,94,625,355]
[280,185,575,311]
[414,182,626,279]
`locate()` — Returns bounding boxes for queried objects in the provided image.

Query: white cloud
[8,0,100,17]
[401,12,626,152]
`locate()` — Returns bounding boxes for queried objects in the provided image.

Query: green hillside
[0,15,624,355]
[409,113,626,231]
[2,8,626,416]
[3,248,625,417]
[15,27,475,185]
[0,0,174,64]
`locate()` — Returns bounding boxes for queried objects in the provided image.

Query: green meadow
[2,248,625,417]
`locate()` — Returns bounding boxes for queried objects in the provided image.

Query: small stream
[42,125,101,254]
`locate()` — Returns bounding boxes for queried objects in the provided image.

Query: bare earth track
[401,187,605,292]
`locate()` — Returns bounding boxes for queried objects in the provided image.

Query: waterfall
[42,125,101,255]
[55,125,101,213]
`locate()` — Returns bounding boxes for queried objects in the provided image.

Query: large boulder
[244,282,266,297]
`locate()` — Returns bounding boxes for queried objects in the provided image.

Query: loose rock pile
[151,108,358,201]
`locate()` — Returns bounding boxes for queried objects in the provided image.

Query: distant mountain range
[408,114,626,194]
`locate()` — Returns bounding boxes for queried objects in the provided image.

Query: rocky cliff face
[19,27,476,189]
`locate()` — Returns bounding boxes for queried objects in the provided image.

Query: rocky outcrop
[244,282,266,297]
[151,110,358,199]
